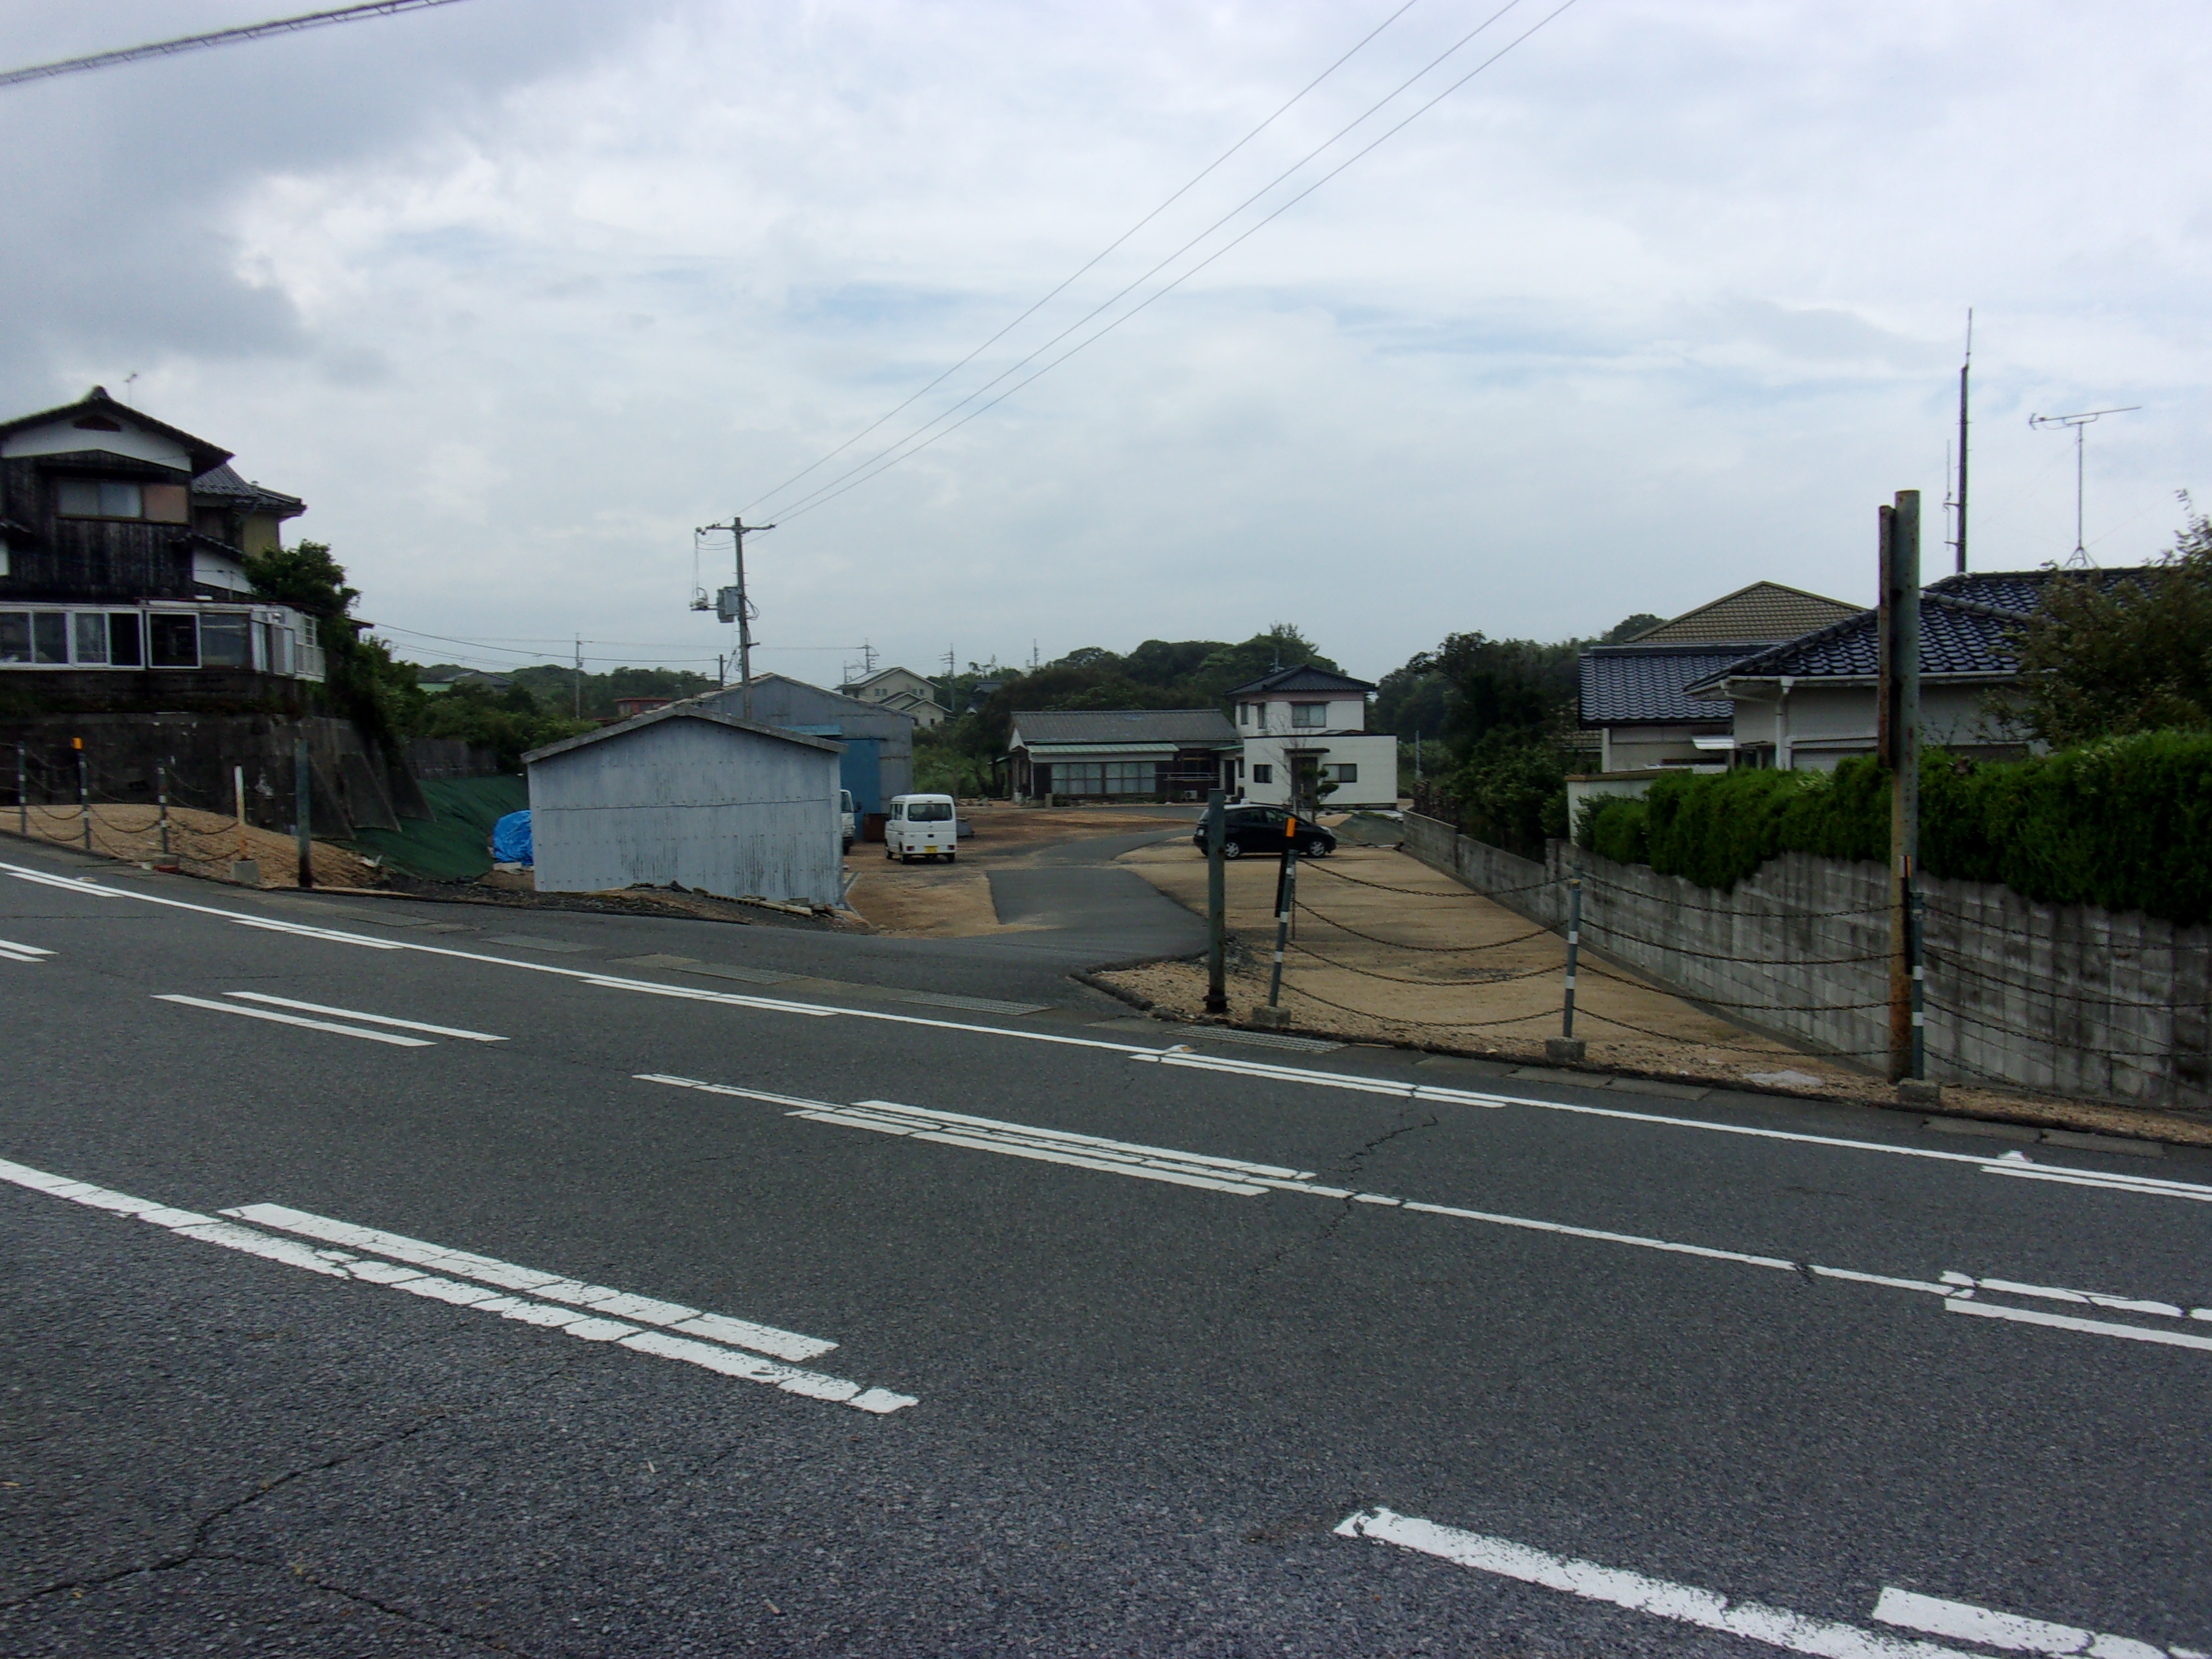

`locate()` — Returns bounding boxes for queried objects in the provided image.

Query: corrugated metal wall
[528,718,842,905]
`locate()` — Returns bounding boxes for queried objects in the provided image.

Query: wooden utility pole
[700,517,773,722]
[1203,789,1227,1015]
[1880,492,1922,1081]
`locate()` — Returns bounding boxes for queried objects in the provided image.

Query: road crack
[1251,1108,1439,1280]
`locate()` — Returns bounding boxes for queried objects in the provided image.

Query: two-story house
[0,386,325,710]
[1226,664,1397,810]
[838,665,945,729]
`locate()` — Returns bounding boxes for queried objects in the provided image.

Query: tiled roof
[190,462,305,518]
[1627,581,1860,643]
[1010,708,1239,746]
[1223,664,1377,697]
[1579,646,1751,726]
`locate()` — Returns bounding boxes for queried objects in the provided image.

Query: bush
[1571,731,2212,926]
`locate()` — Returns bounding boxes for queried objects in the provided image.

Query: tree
[243,540,425,746]
[2007,503,2212,746]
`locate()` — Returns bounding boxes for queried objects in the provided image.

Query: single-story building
[1007,708,1239,802]
[1683,567,2148,769]
[1226,664,1397,810]
[695,673,914,816]
[523,705,844,905]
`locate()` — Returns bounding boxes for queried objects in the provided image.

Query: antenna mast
[1954,310,1971,575]
[2028,405,2140,567]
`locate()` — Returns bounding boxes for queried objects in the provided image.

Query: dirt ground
[842,800,1190,938]
[3,802,378,888]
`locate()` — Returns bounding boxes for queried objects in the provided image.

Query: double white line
[0,936,53,964]
[155,991,506,1046]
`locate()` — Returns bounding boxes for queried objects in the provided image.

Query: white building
[1226,665,1397,810]
[838,665,946,729]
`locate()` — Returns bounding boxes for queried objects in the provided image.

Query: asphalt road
[2,836,2208,1658]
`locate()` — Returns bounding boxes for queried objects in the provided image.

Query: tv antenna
[2029,405,2139,567]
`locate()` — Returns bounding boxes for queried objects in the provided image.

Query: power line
[0,0,476,91]
[775,0,1583,525]
[743,0,1427,516]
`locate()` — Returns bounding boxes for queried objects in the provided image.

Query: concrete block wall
[1399,813,2210,1112]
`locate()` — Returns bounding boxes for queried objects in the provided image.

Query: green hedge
[1574,731,2212,925]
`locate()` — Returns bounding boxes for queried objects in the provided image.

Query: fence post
[75,738,90,852]
[1909,880,1927,1080]
[1263,821,1302,1017]
[1203,789,1227,1015]
[1545,874,1587,1063]
[293,737,314,890]
[234,765,249,863]
[156,761,170,858]
[14,741,24,836]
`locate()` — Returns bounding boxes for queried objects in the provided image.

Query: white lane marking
[222,992,508,1042]
[8,860,2200,1204]
[0,935,54,962]
[1939,1270,2188,1320]
[1335,1507,1974,1659]
[154,993,433,1046]
[1946,1300,2212,1354]
[1871,1587,2173,1659]
[1984,1165,2212,1203]
[226,1202,835,1362]
[665,1074,2212,1357]
[0,1157,914,1413]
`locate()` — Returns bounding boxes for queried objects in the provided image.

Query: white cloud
[5,0,2209,683]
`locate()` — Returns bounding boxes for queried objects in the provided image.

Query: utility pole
[2030,405,2139,567]
[573,636,583,720]
[1879,492,1922,1082]
[1954,311,1971,574]
[697,517,774,723]
[294,735,315,890]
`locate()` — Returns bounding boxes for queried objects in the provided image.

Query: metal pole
[157,761,170,857]
[735,516,754,724]
[1908,883,1927,1081]
[15,741,25,836]
[574,636,583,720]
[1955,312,1971,575]
[1203,789,1228,1015]
[1265,822,1301,1010]
[1887,491,1922,1082]
[1561,876,1582,1039]
[294,737,314,890]
[234,764,249,864]
[75,739,90,851]
[2074,422,2087,563]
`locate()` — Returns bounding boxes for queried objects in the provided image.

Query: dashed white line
[0,1157,916,1414]
[1945,1300,2212,1354]
[155,993,433,1046]
[222,992,508,1042]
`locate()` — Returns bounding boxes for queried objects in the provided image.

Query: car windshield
[907,801,954,821]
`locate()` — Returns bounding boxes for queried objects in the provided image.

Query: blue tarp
[490,809,533,866]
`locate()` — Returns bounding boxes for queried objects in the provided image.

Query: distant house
[1226,665,1396,810]
[1007,709,1238,803]
[1683,568,2145,770]
[613,696,673,719]
[696,673,914,816]
[839,665,945,729]
[0,385,325,709]
[1577,582,1859,774]
[523,705,844,906]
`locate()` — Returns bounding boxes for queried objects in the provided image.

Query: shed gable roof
[522,704,844,766]
[0,385,233,477]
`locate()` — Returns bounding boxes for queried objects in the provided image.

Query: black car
[1190,806,1336,860]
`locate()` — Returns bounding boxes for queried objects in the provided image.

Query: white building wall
[1239,733,1398,808]
[529,718,842,905]
[0,420,192,469]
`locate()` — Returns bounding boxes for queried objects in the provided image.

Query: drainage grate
[890,990,1050,1016]
[1185,1026,1342,1055]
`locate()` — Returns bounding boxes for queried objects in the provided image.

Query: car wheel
[1304,836,1330,858]
[946,852,956,863]
[1222,840,1245,860]
[885,844,895,860]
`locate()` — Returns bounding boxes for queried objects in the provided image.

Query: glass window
[1251,763,1273,784]
[55,480,100,517]
[72,613,108,664]
[99,481,143,518]
[56,480,146,518]
[0,613,29,663]
[33,613,66,663]
[1237,704,1249,725]
[200,613,252,668]
[149,613,199,668]
[1331,764,1358,784]
[909,801,953,821]
[109,613,142,667]
[1291,702,1326,728]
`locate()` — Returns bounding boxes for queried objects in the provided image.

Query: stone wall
[1398,813,2209,1112]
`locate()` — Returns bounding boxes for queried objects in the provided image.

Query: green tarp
[352,776,529,882]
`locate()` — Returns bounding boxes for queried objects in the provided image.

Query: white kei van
[884,793,958,863]
[839,789,856,854]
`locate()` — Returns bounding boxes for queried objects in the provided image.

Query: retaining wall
[1399,813,2209,1112]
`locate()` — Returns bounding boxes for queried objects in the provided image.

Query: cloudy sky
[5,0,2208,685]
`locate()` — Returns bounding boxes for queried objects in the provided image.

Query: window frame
[1290,702,1327,729]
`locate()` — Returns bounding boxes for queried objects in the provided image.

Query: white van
[884,793,958,863]
[839,789,856,854]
